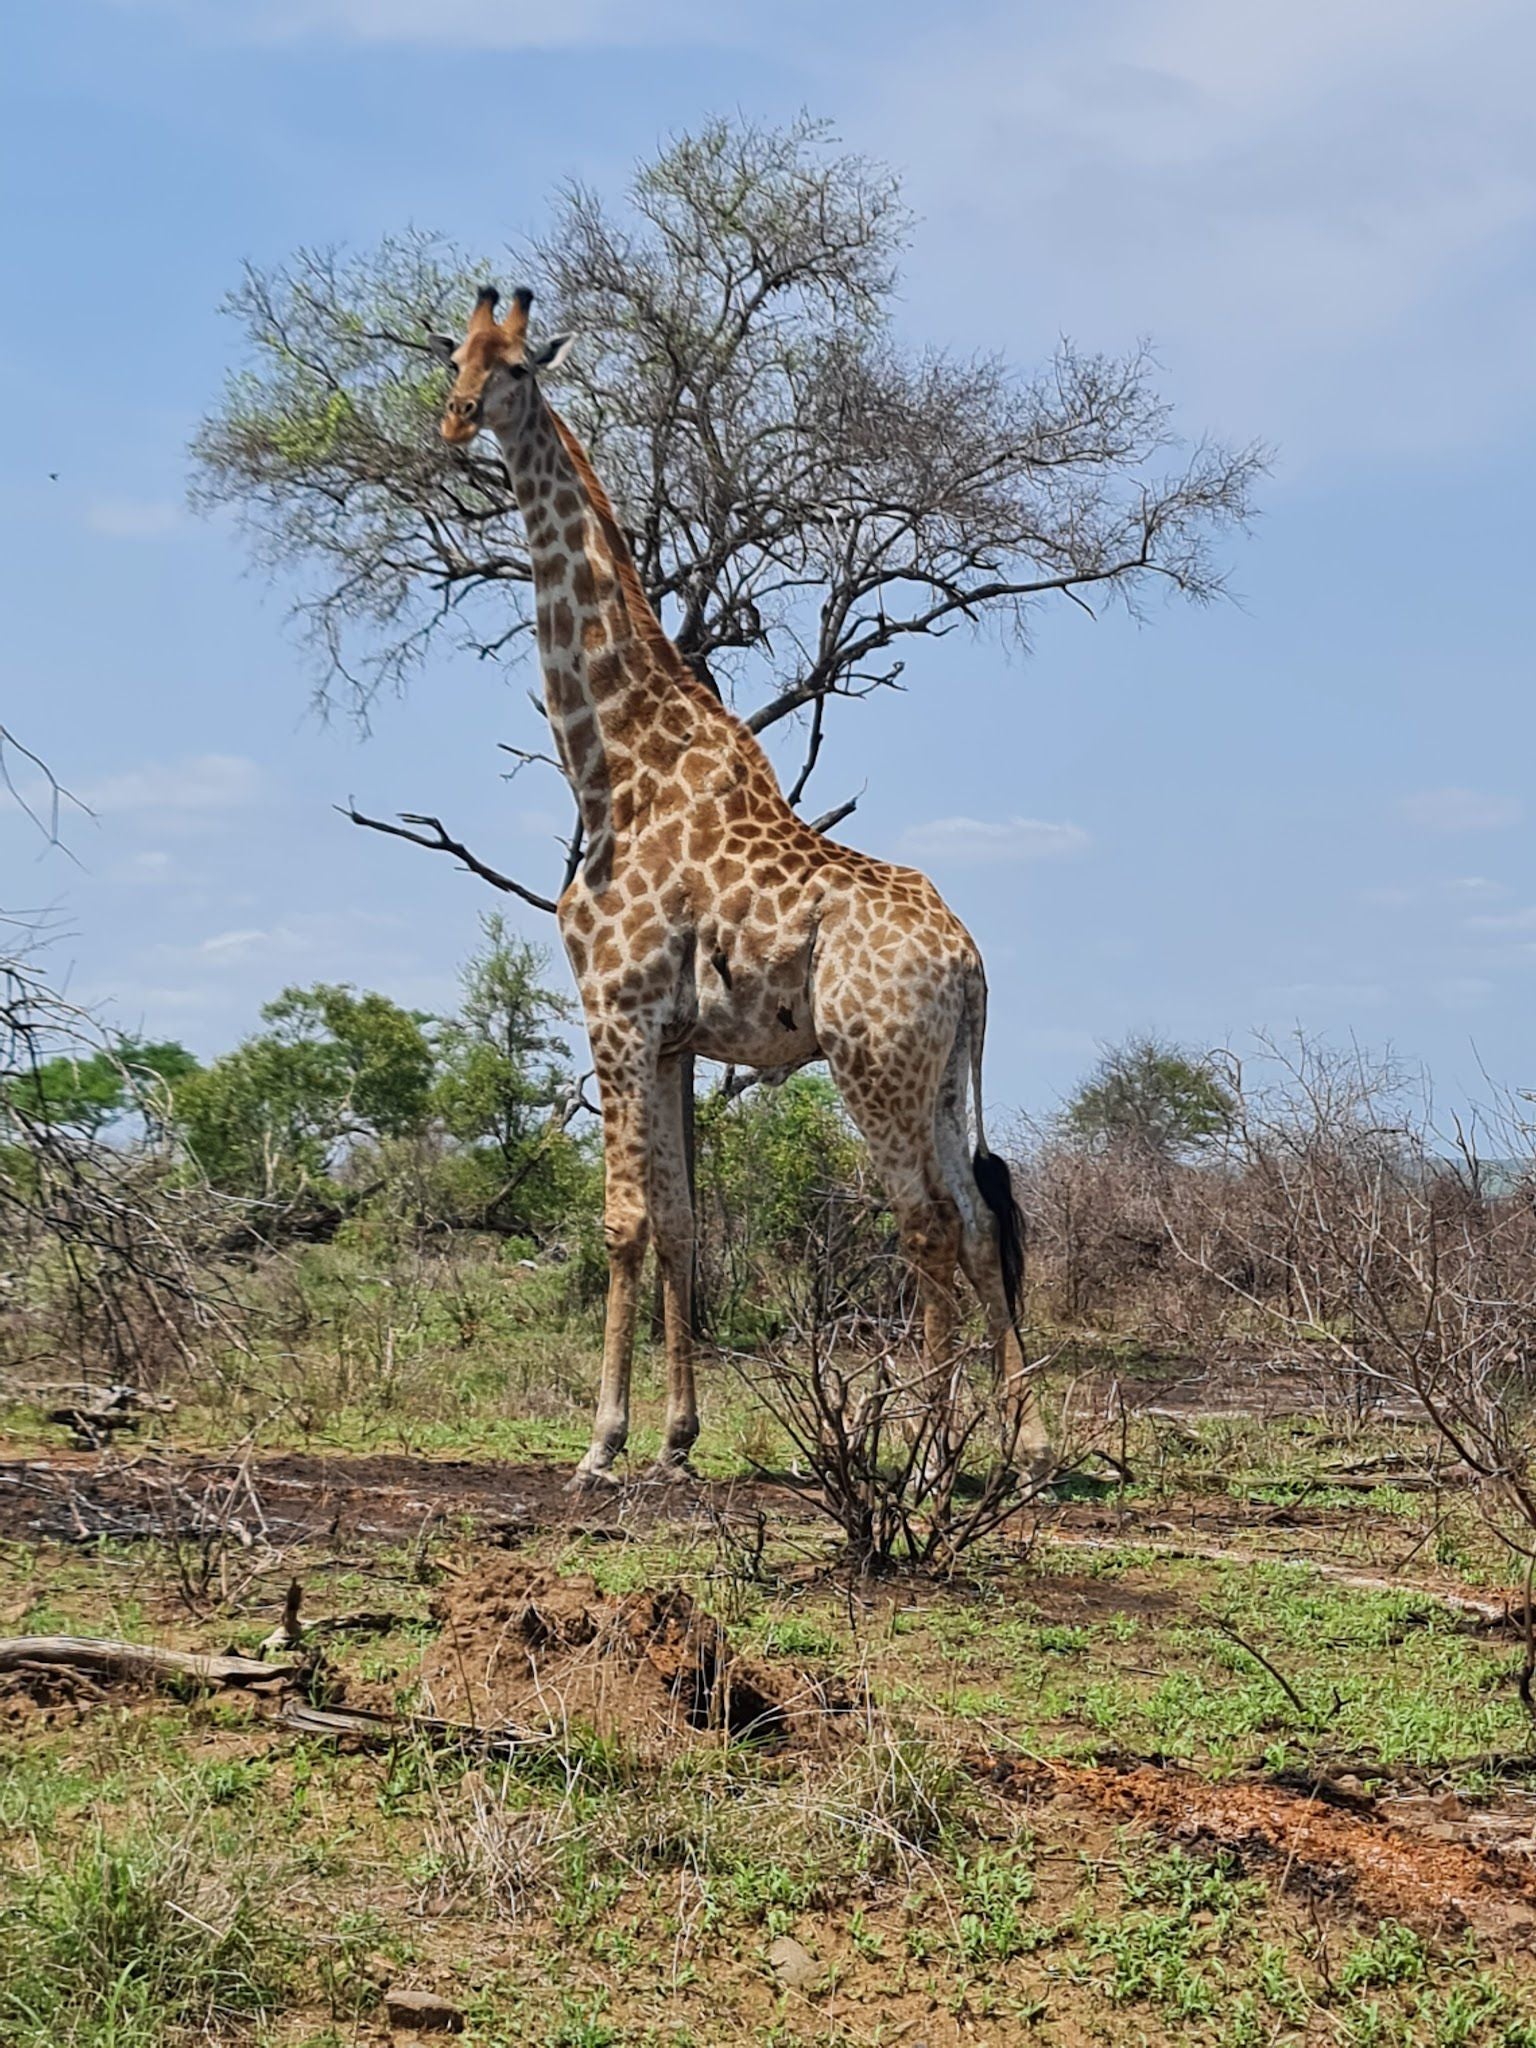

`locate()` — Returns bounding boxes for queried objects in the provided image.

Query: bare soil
[0,1449,791,1546]
[989,1752,1536,1950]
[418,1561,852,1755]
[6,1436,1536,1983]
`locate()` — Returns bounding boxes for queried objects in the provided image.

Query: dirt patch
[0,1452,791,1548]
[419,1562,847,1756]
[1014,1568,1187,1626]
[988,1754,1536,1950]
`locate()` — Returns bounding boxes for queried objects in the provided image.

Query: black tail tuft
[972,1149,1025,1319]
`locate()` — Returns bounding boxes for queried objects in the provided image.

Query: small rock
[767,1934,821,1992]
[385,1988,465,2034]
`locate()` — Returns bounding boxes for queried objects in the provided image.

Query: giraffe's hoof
[646,1457,697,1487]
[1005,1455,1057,1501]
[565,1464,623,1496]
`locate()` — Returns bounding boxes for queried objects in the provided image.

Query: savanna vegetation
[4,114,1535,2048]
[6,913,1536,2044]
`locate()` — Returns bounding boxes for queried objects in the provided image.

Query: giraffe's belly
[682,944,820,1069]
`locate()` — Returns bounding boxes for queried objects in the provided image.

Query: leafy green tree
[1064,1035,1236,1162]
[693,1072,876,1340]
[261,985,436,1138]
[431,917,589,1235]
[434,919,573,1162]
[697,1073,865,1256]
[176,986,433,1202]
[5,1038,199,1139]
[7,1050,126,1138]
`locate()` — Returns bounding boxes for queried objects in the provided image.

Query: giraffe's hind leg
[934,1028,1053,1481]
[819,1025,967,1473]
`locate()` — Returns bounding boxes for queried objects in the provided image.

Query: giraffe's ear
[425,333,458,364]
[529,332,576,374]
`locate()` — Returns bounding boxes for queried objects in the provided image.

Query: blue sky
[3,0,1534,1119]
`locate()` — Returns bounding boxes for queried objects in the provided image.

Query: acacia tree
[175,983,435,1203]
[431,916,593,1237]
[195,115,1263,902]
[1065,1034,1237,1164]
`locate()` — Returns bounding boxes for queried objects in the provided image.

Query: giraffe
[431,285,1053,1491]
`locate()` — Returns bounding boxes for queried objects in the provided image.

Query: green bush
[0,1821,295,2048]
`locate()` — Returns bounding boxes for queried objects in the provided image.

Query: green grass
[880,1544,1532,1788]
[0,1817,296,2048]
[7,1300,1536,2044]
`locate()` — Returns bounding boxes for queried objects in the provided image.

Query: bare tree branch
[339,803,559,914]
[194,117,1263,818]
[0,725,90,861]
[807,794,860,836]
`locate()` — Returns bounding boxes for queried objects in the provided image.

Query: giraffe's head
[429,286,574,446]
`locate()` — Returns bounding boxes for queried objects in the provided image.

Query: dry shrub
[1168,1041,1536,1537]
[0,955,249,1391]
[1019,1128,1186,1334]
[726,1197,1092,1573]
[1018,1036,1536,1658]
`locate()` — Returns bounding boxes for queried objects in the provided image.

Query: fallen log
[37,1387,173,1451]
[279,1696,532,1758]
[0,1635,303,1690]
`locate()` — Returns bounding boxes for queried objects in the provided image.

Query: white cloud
[1468,905,1536,932]
[861,0,1536,460]
[1432,976,1496,1010]
[199,928,271,959]
[77,754,262,817]
[900,815,1091,865]
[86,497,182,540]
[156,908,411,974]
[1399,787,1523,833]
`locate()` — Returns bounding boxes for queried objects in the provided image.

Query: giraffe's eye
[507,363,529,381]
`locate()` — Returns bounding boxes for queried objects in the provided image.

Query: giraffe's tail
[964,966,1025,1321]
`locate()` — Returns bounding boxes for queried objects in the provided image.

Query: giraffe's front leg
[569,1051,652,1493]
[648,1053,699,1479]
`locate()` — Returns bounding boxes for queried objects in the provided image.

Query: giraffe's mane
[547,406,702,691]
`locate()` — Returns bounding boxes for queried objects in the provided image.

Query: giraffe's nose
[441,398,481,444]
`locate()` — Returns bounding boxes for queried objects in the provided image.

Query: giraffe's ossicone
[431,285,1053,1490]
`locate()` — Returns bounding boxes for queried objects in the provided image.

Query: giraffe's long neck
[494,397,695,887]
